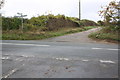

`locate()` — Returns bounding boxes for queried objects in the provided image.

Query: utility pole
[79,0,81,20]
[16,13,27,30]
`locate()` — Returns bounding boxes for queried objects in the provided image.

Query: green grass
[2,26,97,40]
[88,29,120,42]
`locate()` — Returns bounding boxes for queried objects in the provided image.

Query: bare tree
[0,0,5,9]
[99,0,120,25]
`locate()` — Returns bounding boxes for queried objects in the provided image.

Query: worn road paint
[1,43,119,51]
[92,48,119,51]
[1,43,50,47]
[92,48,102,50]
[55,58,69,61]
[2,68,18,78]
[2,57,10,60]
[99,60,116,64]
[82,59,89,62]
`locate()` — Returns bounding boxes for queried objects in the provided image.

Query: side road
[42,27,113,44]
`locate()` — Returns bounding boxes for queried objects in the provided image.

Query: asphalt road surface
[2,40,119,78]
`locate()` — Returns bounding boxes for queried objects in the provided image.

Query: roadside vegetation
[89,0,120,43]
[2,26,96,40]
[2,14,98,40]
[89,26,120,42]
[1,0,119,43]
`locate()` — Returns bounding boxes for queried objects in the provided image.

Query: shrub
[97,20,105,26]
[101,26,120,33]
[55,14,65,19]
[2,14,98,31]
[2,17,21,30]
[79,19,98,27]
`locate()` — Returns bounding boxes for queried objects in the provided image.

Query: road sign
[16,13,27,30]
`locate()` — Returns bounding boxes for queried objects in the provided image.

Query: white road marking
[2,68,18,78]
[99,60,116,64]
[82,59,89,62]
[21,55,35,58]
[55,58,69,61]
[92,48,102,50]
[2,57,10,60]
[1,43,50,47]
[92,48,119,51]
[1,43,119,51]
[15,58,24,62]
[2,63,25,78]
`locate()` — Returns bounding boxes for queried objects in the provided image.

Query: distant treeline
[2,14,99,31]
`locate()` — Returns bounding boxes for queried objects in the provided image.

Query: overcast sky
[1,0,119,21]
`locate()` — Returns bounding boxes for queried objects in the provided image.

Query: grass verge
[88,28,120,42]
[2,26,96,40]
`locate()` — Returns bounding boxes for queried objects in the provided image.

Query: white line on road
[99,60,116,64]
[92,48,119,51]
[92,48,102,50]
[2,68,18,78]
[1,43,50,47]
[107,49,119,51]
[1,43,119,51]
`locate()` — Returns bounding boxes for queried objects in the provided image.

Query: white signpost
[15,13,27,30]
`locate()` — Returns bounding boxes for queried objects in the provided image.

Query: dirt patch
[91,38,119,44]
[46,18,79,30]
